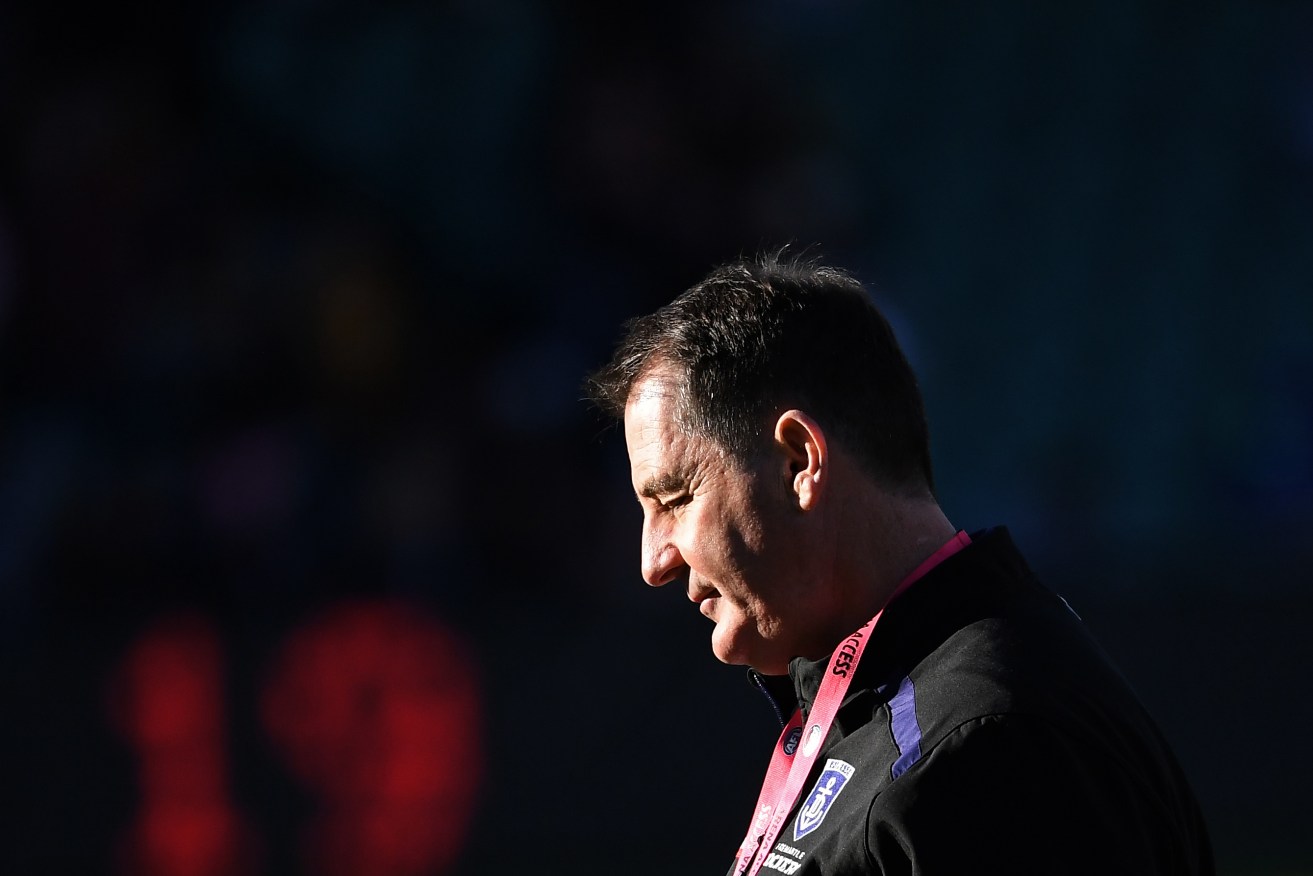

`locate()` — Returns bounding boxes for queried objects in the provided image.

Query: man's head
[585,249,940,674]
[585,249,934,497]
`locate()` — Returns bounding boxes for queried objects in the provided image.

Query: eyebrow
[637,468,692,501]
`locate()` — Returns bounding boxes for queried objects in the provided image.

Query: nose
[641,514,685,587]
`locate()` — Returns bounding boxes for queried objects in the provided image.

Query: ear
[773,409,827,511]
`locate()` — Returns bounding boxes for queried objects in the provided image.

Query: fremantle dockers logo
[793,758,855,840]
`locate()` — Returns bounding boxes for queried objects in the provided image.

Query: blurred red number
[262,599,484,876]
[107,614,259,876]
[109,599,483,876]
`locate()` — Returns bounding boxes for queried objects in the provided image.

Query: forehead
[624,373,680,435]
[623,375,699,491]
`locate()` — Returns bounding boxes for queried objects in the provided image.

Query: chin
[711,628,782,673]
[710,626,750,667]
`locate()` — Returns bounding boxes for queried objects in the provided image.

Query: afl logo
[782,727,803,756]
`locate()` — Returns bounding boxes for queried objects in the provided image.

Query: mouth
[696,594,719,619]
[689,581,718,605]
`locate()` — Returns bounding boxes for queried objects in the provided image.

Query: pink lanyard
[731,531,971,876]
[730,615,876,876]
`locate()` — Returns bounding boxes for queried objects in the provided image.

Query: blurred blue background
[2,1,1311,874]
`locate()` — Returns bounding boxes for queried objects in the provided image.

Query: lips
[689,582,716,603]
[688,578,720,617]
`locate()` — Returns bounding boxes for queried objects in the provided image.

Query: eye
[659,493,691,510]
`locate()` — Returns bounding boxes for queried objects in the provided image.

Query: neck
[880,497,959,589]
[809,490,957,660]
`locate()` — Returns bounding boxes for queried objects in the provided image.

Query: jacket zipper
[749,669,789,730]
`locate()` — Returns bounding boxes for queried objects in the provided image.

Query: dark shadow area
[1,2,1310,873]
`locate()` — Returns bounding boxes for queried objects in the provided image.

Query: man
[584,250,1214,875]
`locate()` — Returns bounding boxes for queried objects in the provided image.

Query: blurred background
[2,1,1311,874]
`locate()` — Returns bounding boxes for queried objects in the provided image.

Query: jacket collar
[779,526,1032,715]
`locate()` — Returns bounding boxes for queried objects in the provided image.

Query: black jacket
[733,527,1214,875]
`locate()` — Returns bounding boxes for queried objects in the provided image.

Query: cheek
[684,493,771,584]
[720,514,772,580]
[678,507,719,564]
